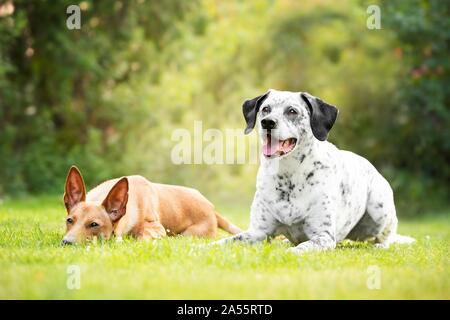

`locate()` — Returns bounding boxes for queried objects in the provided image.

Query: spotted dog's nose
[261,118,277,130]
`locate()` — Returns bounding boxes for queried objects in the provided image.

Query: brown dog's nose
[261,118,277,130]
[61,239,74,246]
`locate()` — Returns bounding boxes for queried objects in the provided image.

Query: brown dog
[62,166,241,244]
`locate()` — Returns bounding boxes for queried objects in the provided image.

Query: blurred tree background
[0,0,448,216]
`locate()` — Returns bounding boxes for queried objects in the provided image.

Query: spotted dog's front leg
[288,212,337,254]
[214,228,268,245]
[288,232,336,254]
[214,200,278,245]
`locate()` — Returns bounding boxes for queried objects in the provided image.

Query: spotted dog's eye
[261,106,271,113]
[89,222,99,228]
[66,217,74,224]
[287,107,298,115]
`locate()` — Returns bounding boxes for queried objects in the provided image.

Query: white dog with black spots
[216,89,415,254]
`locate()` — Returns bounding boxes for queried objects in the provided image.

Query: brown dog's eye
[90,222,99,228]
[66,218,74,224]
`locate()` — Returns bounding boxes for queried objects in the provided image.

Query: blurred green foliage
[0,0,448,215]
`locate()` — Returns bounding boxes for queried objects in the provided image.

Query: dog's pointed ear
[102,177,129,223]
[243,91,270,134]
[300,92,338,141]
[63,166,87,213]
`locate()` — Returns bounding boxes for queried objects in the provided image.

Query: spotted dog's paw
[374,242,390,249]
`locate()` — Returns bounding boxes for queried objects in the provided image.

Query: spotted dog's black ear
[242,92,270,134]
[300,92,338,141]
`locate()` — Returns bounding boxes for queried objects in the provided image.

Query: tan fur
[62,166,240,244]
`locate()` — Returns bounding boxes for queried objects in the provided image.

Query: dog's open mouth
[262,134,297,158]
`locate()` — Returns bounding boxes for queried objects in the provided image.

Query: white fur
[216,90,415,254]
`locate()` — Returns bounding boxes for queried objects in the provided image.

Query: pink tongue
[263,139,295,156]
[263,139,280,156]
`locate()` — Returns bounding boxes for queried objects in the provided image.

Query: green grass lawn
[0,195,448,299]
